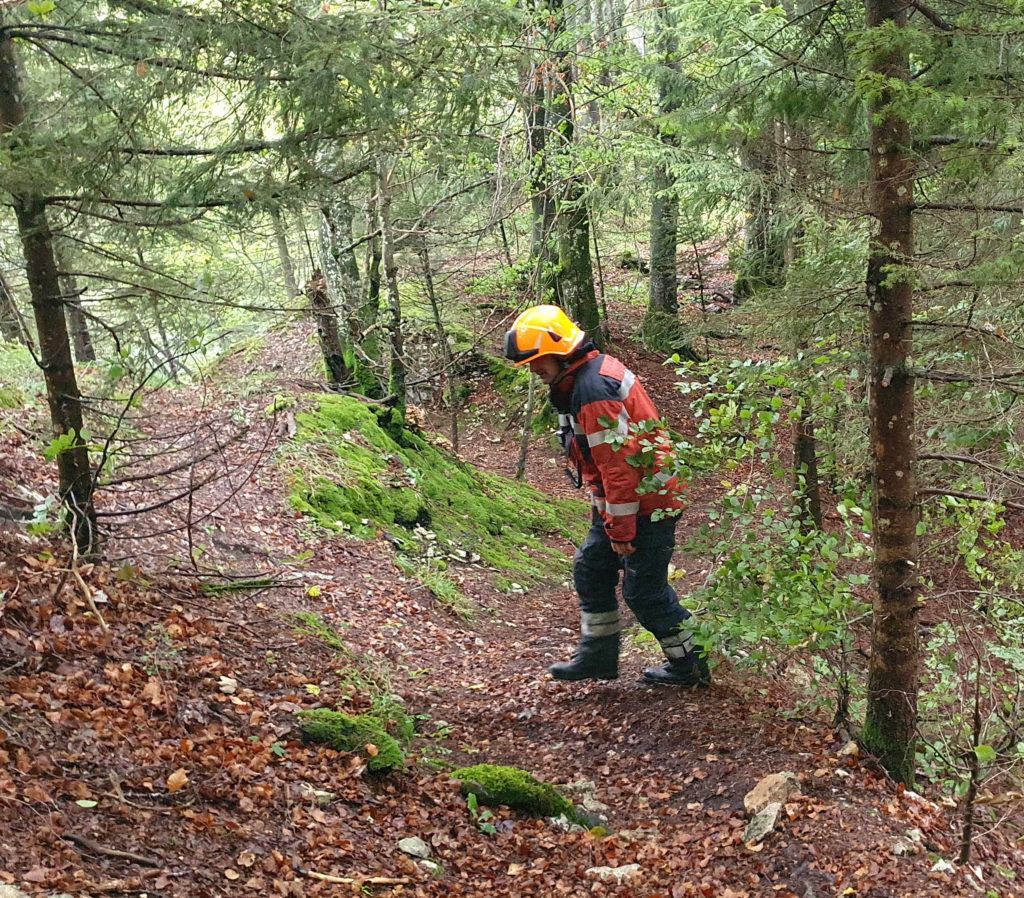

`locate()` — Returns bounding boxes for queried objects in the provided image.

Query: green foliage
[0,342,40,407]
[296,709,404,773]
[394,555,474,619]
[670,355,871,722]
[291,612,350,654]
[914,499,1024,796]
[284,394,585,583]
[452,764,578,821]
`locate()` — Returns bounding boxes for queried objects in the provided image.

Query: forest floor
[1,256,1024,898]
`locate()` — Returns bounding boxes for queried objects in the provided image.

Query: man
[504,304,710,687]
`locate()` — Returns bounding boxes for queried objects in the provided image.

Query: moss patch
[284,394,586,585]
[0,387,24,409]
[297,709,404,773]
[452,764,578,820]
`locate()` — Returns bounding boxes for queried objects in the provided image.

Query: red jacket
[551,350,685,542]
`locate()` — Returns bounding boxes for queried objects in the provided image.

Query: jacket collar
[549,347,600,410]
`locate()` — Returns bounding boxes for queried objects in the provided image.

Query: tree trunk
[364,191,383,360]
[54,242,95,363]
[524,62,557,284]
[861,0,920,787]
[0,269,33,347]
[378,160,405,413]
[419,238,459,452]
[271,207,300,305]
[307,269,352,385]
[0,22,94,551]
[648,161,679,319]
[792,400,822,532]
[544,2,601,344]
[734,133,784,300]
[556,188,600,341]
[644,3,686,352]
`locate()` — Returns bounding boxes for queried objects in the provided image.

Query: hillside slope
[0,314,1021,898]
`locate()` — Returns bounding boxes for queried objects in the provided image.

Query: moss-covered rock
[297,709,404,773]
[452,764,577,819]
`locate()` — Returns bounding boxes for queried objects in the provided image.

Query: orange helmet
[503,305,585,367]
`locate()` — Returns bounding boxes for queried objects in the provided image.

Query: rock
[837,741,859,757]
[585,864,642,884]
[904,827,923,845]
[616,827,660,841]
[397,837,431,859]
[582,794,610,814]
[419,860,443,876]
[744,772,800,816]
[892,840,917,857]
[743,801,783,844]
[297,783,336,806]
[931,859,955,874]
[549,813,588,833]
[0,887,31,898]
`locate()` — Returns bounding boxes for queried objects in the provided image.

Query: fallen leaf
[142,678,164,707]
[23,784,53,803]
[224,869,240,880]
[365,743,379,757]
[166,768,189,793]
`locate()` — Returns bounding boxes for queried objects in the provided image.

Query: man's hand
[610,540,635,557]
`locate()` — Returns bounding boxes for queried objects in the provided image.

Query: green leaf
[974,744,997,764]
[75,799,98,808]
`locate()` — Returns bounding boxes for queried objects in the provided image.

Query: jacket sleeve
[576,372,644,543]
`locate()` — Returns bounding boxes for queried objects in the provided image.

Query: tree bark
[271,207,300,305]
[378,160,405,413]
[792,400,822,532]
[418,238,459,452]
[734,133,784,300]
[545,0,601,344]
[53,242,95,363]
[0,21,94,551]
[644,2,688,353]
[523,61,557,282]
[862,0,920,787]
[648,161,679,318]
[307,269,352,385]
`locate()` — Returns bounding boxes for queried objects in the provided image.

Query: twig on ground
[62,832,163,867]
[296,867,410,885]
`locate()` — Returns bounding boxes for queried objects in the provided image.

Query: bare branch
[918,487,1024,513]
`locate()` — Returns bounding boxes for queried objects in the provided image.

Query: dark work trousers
[573,509,694,643]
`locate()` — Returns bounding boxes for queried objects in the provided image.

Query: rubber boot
[549,635,619,681]
[642,652,711,687]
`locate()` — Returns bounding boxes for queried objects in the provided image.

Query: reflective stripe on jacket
[553,351,685,542]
